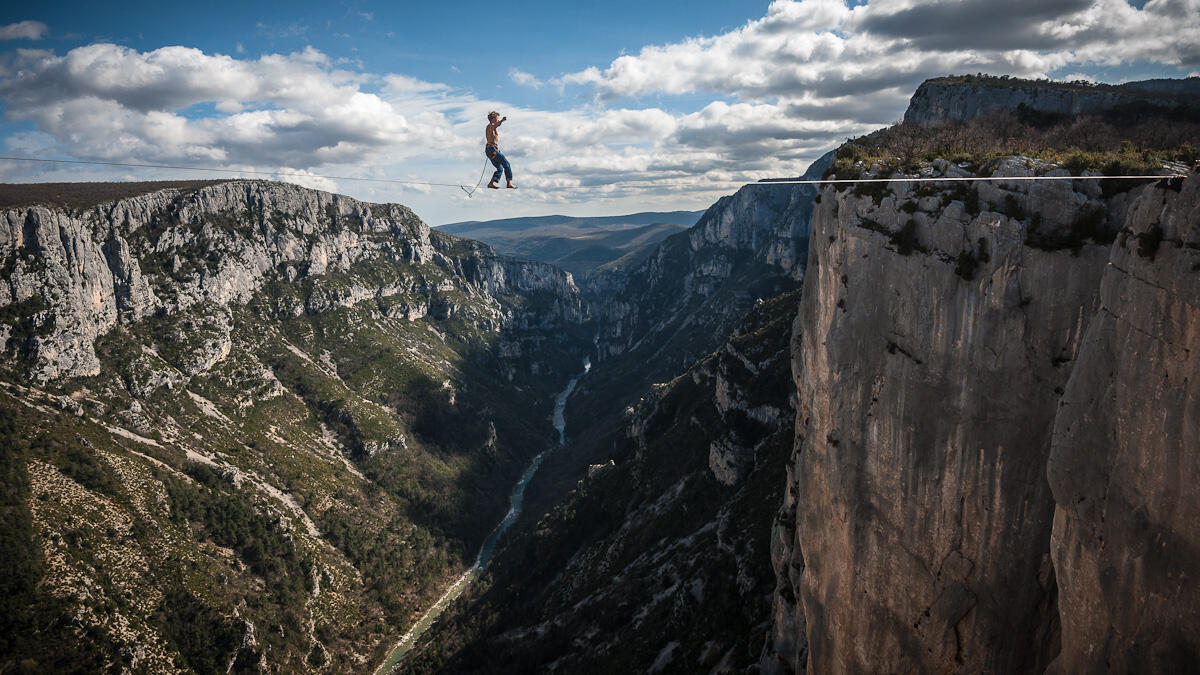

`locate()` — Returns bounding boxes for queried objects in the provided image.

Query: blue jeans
[486,145,512,183]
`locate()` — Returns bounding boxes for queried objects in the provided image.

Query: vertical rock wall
[1047,176,1200,671]
[778,163,1127,673]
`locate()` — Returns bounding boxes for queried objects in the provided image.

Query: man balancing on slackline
[485,111,517,189]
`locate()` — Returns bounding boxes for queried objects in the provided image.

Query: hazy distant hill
[436,211,703,278]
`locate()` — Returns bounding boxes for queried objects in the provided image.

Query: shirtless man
[485,111,516,189]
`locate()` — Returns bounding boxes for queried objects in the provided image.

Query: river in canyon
[376,359,590,672]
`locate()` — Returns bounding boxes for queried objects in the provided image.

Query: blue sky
[1,0,1196,224]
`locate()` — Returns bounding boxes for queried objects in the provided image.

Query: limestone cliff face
[904,77,1198,127]
[769,161,1179,673]
[587,158,827,373]
[0,180,590,672]
[0,180,582,382]
[1047,176,1200,672]
[592,177,820,362]
[770,155,1200,672]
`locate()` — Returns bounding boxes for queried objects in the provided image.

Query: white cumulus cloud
[560,0,1200,102]
[0,0,1196,224]
[0,43,453,169]
[509,68,543,88]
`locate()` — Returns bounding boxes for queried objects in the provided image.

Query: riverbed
[375,360,589,673]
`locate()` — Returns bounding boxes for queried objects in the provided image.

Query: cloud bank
[0,0,1196,221]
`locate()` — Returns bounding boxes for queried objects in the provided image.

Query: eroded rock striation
[0,180,583,382]
[769,158,1199,672]
[1047,175,1200,672]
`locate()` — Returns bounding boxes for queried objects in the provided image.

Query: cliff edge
[904,75,1200,127]
[768,156,1198,672]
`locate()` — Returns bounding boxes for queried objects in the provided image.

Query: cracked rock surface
[1047,174,1200,672]
[775,162,1107,673]
[769,164,1199,673]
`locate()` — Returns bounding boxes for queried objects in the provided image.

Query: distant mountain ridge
[905,74,1200,126]
[435,210,704,279]
[438,210,703,234]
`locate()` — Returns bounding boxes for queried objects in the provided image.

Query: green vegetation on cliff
[0,181,592,672]
[827,103,1198,182]
[403,290,801,673]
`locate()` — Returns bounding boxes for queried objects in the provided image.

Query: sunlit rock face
[0,180,583,382]
[0,179,592,672]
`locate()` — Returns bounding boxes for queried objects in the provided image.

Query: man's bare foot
[506,182,518,189]
[487,181,499,189]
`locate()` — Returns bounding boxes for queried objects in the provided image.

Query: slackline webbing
[0,155,1188,194]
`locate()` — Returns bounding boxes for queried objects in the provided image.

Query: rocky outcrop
[587,154,829,369]
[0,180,583,382]
[1047,175,1200,672]
[904,76,1200,127]
[566,155,830,454]
[586,182,806,365]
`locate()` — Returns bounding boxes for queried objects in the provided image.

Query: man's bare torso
[486,122,500,146]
